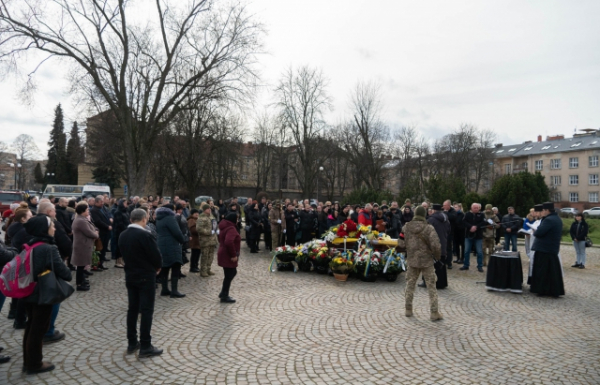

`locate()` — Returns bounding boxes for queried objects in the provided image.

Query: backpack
[0,242,44,298]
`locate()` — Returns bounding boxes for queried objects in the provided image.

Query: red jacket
[358,210,374,227]
[218,219,240,268]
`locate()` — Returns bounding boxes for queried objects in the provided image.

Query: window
[534,160,543,171]
[552,192,561,202]
[569,175,579,185]
[571,142,582,148]
[505,164,512,174]
[569,192,579,202]
[541,145,551,150]
[508,148,516,152]
[496,150,504,153]
[590,174,599,185]
[569,157,579,168]
[524,146,533,151]
[550,159,561,169]
[551,176,561,186]
[590,156,598,167]
[589,192,599,203]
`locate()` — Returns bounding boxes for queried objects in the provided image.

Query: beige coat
[397,217,441,268]
[71,215,98,266]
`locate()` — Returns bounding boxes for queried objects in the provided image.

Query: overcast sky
[1,0,599,157]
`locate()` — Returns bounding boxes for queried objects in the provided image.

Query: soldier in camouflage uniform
[196,203,219,277]
[269,201,286,250]
[483,204,500,266]
[397,205,443,321]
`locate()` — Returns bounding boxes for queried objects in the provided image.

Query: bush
[342,187,394,206]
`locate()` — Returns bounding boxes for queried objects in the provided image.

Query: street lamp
[318,166,324,203]
[7,162,22,190]
[46,172,55,184]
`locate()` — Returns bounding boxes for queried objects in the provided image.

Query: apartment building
[493,130,600,211]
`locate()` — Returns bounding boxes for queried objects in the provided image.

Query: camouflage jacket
[397,217,441,268]
[483,210,500,239]
[196,213,218,248]
[268,208,286,230]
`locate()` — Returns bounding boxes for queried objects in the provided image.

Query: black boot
[160,276,171,296]
[170,277,186,298]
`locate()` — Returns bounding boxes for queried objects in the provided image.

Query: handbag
[94,238,103,251]
[585,237,593,248]
[244,225,251,233]
[37,258,75,305]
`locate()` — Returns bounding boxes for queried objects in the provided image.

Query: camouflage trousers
[200,246,216,274]
[483,237,495,267]
[271,228,282,250]
[405,266,438,313]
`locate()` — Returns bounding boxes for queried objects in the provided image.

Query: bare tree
[0,140,9,188]
[275,65,333,197]
[11,134,40,190]
[338,80,390,190]
[0,0,263,194]
[251,111,281,195]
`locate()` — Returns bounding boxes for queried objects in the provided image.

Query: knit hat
[414,205,426,218]
[23,215,52,238]
[485,204,493,210]
[225,212,238,223]
[201,203,210,211]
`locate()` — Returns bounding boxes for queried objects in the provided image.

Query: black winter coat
[570,220,589,241]
[532,212,562,255]
[55,205,72,234]
[90,205,111,235]
[427,211,451,257]
[7,222,32,252]
[119,225,163,281]
[386,209,402,237]
[0,241,18,268]
[247,209,262,240]
[445,207,457,234]
[23,236,72,303]
[52,218,73,258]
[113,202,130,258]
[285,210,299,233]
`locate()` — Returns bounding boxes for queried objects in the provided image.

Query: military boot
[405,305,413,317]
[430,311,444,321]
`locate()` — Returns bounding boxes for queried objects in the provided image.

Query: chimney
[495,143,503,148]
[537,135,542,142]
[546,135,564,141]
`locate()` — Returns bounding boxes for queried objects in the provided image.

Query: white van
[82,184,111,199]
[42,185,84,199]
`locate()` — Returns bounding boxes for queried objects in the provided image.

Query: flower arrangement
[310,246,331,267]
[329,255,353,275]
[336,219,357,237]
[272,245,298,263]
[354,250,382,276]
[381,250,405,274]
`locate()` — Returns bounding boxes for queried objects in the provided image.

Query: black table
[485,251,523,293]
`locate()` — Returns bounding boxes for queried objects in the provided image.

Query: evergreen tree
[47,104,67,183]
[65,121,83,184]
[34,162,45,185]
[92,165,121,192]
[486,171,550,216]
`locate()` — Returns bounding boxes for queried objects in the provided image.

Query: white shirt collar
[128,223,149,232]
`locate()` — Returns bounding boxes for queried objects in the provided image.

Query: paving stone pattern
[0,245,599,384]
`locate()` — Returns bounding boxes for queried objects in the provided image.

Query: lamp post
[7,162,22,190]
[317,166,324,203]
[46,172,55,184]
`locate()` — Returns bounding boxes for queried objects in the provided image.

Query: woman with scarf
[21,215,72,374]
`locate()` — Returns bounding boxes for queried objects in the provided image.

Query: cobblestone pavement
[1,244,599,385]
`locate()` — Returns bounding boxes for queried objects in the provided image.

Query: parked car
[560,207,578,215]
[583,207,600,218]
[194,195,213,205]
[0,190,26,216]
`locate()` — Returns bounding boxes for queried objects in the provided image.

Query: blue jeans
[463,237,483,268]
[45,303,60,336]
[573,240,586,265]
[504,233,517,251]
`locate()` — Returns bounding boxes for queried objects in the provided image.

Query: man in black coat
[284,203,299,246]
[385,201,402,239]
[530,202,565,297]
[443,200,457,269]
[460,203,486,272]
[54,198,72,235]
[119,209,163,357]
[90,196,112,266]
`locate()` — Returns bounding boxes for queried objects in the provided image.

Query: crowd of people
[0,192,573,372]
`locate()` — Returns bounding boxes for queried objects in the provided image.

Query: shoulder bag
[37,256,74,305]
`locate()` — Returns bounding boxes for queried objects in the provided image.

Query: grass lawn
[560,217,600,245]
